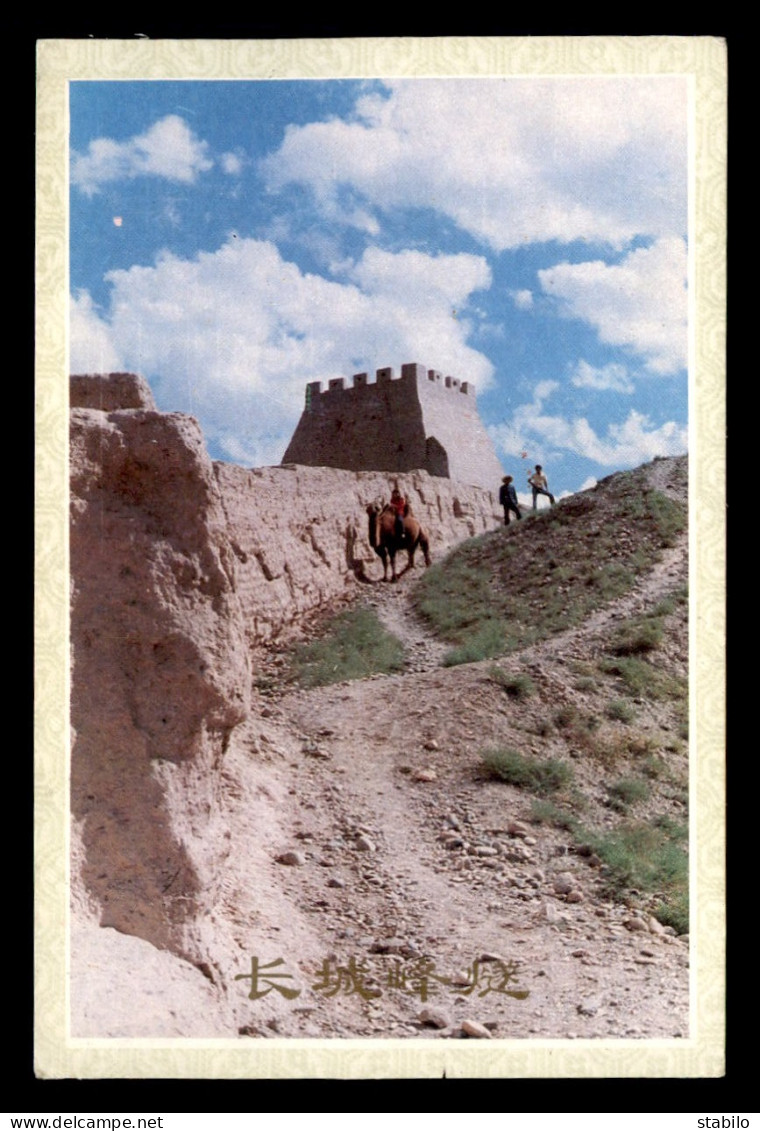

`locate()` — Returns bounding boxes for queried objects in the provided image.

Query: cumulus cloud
[539,237,687,376]
[71,115,214,195]
[261,78,687,251]
[69,236,495,465]
[570,359,634,394]
[490,380,687,469]
[70,291,120,374]
[220,151,243,175]
[511,289,533,310]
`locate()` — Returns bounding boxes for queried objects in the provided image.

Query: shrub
[442,620,507,667]
[554,705,579,729]
[489,668,536,699]
[606,699,635,723]
[574,676,597,692]
[599,656,687,702]
[584,820,688,907]
[608,777,650,811]
[480,748,572,795]
[529,799,579,830]
[289,608,405,688]
[653,892,689,936]
[609,615,664,656]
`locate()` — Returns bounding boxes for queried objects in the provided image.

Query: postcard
[35,36,726,1079]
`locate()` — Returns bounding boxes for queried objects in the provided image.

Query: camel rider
[390,486,407,540]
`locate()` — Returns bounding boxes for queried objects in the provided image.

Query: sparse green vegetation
[600,655,687,702]
[442,621,507,667]
[489,667,536,699]
[609,614,664,656]
[607,777,650,811]
[530,797,689,932]
[554,704,580,729]
[605,698,636,723]
[413,468,687,662]
[574,675,597,692]
[641,752,668,779]
[529,799,580,831]
[584,818,688,932]
[480,747,573,795]
[287,608,405,688]
[653,892,689,936]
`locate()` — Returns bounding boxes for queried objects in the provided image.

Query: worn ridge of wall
[282,362,505,492]
[214,461,500,647]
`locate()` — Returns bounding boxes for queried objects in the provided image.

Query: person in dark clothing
[499,475,522,525]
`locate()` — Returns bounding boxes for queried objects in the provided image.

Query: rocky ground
[71,458,690,1042]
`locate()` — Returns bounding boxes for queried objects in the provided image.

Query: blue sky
[69,77,688,500]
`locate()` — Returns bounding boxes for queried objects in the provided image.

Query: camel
[366,502,431,582]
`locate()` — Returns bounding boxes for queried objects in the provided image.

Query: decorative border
[35,36,726,1079]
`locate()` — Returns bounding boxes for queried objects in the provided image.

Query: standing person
[527,464,555,509]
[499,475,522,525]
[390,484,407,540]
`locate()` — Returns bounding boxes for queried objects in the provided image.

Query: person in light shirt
[527,464,555,510]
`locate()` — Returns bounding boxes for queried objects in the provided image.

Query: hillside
[69,376,689,1041]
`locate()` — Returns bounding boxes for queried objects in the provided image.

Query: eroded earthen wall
[214,461,500,647]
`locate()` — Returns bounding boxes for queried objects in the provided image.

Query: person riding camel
[390,485,407,541]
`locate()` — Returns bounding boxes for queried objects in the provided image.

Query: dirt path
[204,512,689,1040]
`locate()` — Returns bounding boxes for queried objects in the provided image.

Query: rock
[355,835,376,853]
[553,872,576,895]
[508,821,530,839]
[275,851,306,866]
[623,917,649,933]
[413,769,437,782]
[418,1007,450,1029]
[566,890,585,904]
[369,938,406,955]
[461,1019,492,1039]
[538,901,564,924]
[577,999,601,1017]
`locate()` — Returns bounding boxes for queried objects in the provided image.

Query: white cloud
[571,359,634,394]
[539,237,687,376]
[261,78,687,251]
[69,236,495,465]
[220,151,243,175]
[490,380,687,469]
[71,115,214,196]
[511,289,533,310]
[70,291,120,374]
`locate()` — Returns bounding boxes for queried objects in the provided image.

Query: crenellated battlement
[283,360,502,492]
[306,362,474,407]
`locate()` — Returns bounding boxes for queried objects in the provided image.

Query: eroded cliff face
[69,373,500,961]
[69,379,251,957]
